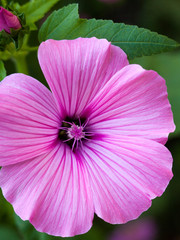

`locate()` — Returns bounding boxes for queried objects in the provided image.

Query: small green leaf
[0,61,6,81]
[20,0,60,28]
[38,4,179,59]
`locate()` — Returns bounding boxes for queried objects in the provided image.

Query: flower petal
[81,136,173,224]
[85,64,175,143]
[38,37,128,117]
[0,74,60,166]
[0,143,94,237]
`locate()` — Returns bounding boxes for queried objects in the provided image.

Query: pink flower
[0,37,175,237]
[0,7,21,33]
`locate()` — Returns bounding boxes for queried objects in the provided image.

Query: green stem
[13,55,29,75]
[1,0,7,7]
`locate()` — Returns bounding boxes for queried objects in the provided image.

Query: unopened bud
[0,7,21,33]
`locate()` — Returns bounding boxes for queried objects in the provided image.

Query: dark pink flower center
[67,123,85,140]
[58,117,91,150]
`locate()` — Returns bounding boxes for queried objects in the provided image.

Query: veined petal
[0,143,94,237]
[81,136,173,224]
[85,64,175,143]
[38,37,128,117]
[0,74,60,166]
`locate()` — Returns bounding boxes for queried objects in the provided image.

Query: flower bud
[0,7,21,33]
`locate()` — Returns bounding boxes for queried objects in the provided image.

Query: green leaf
[131,52,180,137]
[20,0,60,28]
[0,61,6,81]
[38,4,179,59]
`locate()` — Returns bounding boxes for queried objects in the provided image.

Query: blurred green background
[1,0,180,239]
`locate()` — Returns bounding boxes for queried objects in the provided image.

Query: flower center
[67,123,85,140]
[58,117,91,150]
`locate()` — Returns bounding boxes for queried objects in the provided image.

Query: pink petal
[0,143,94,237]
[85,64,175,144]
[0,74,60,166]
[38,37,128,117]
[82,136,173,224]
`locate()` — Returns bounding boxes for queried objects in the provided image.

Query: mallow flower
[0,7,21,33]
[0,37,175,237]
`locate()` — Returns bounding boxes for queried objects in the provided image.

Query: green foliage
[0,61,6,81]
[131,52,180,137]
[0,31,12,51]
[0,27,28,51]
[20,0,60,30]
[14,215,41,240]
[0,226,20,240]
[38,4,179,59]
[0,42,20,61]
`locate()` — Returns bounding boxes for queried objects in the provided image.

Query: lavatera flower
[0,38,175,237]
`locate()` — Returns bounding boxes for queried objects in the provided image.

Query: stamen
[82,118,90,128]
[72,138,76,151]
[58,117,92,150]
